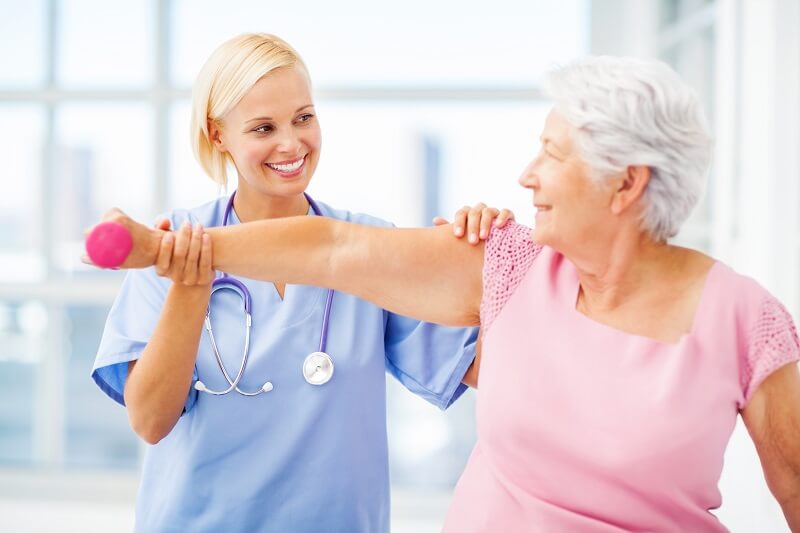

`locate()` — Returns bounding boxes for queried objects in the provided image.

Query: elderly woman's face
[518,109,614,250]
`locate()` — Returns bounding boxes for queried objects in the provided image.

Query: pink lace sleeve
[480,222,542,335]
[742,296,800,403]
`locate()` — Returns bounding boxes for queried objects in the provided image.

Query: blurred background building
[0,0,797,531]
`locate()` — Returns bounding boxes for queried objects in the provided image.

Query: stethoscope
[193,192,335,396]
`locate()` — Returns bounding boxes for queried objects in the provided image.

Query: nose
[276,127,302,154]
[518,157,540,189]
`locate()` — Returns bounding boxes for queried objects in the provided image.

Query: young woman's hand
[433,203,515,244]
[153,220,214,286]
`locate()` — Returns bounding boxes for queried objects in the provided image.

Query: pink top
[443,223,800,532]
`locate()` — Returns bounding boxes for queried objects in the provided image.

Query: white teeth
[267,158,304,173]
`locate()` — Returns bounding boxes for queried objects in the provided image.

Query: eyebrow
[245,105,315,124]
[540,137,567,156]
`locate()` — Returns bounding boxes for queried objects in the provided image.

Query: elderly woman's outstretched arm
[94,209,485,327]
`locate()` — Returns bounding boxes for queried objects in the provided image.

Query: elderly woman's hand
[83,208,164,269]
[434,203,515,244]
[152,220,214,287]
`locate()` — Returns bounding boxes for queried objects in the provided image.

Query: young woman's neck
[232,190,310,222]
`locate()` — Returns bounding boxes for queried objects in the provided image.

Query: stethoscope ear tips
[193,379,272,395]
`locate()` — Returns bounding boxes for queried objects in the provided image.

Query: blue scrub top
[91,196,478,533]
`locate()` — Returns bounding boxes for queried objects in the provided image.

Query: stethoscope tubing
[201,304,252,395]
[195,192,334,396]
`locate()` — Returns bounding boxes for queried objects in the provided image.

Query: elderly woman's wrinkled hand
[83,208,164,269]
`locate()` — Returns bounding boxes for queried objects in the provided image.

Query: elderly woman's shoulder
[484,221,545,264]
[487,221,538,248]
[703,256,800,404]
[703,255,794,326]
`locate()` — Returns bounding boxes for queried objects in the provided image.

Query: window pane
[0,301,45,466]
[65,304,138,469]
[660,0,714,28]
[662,27,715,252]
[387,379,476,488]
[53,104,155,274]
[312,100,546,228]
[56,0,155,88]
[171,0,588,88]
[168,101,226,208]
[0,105,45,281]
[0,0,46,87]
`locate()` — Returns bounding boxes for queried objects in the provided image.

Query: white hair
[544,56,713,241]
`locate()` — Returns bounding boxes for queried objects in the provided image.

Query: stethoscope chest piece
[303,351,334,385]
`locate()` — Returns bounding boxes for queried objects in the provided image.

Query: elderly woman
[93,56,800,531]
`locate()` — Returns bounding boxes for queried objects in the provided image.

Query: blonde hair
[190,33,310,187]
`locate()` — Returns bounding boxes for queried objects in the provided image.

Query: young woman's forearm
[204,217,483,326]
[124,283,211,444]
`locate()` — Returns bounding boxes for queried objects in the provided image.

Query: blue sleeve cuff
[438,337,477,410]
[91,354,199,415]
[384,329,478,411]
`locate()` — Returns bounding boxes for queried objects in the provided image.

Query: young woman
[90,33,512,532]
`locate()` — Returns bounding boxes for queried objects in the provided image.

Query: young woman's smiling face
[210,66,321,200]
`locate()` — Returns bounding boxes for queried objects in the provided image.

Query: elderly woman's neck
[570,228,684,309]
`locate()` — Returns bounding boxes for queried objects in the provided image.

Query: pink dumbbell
[85,222,133,268]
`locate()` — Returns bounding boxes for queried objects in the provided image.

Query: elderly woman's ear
[610,165,651,215]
